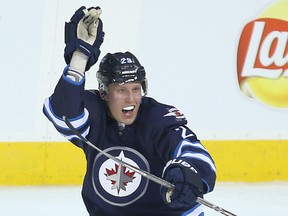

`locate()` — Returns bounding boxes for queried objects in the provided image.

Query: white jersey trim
[174,140,207,158]
[64,126,90,140]
[181,152,216,172]
[44,97,89,129]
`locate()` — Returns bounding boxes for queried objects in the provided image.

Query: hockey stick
[62,116,174,189]
[63,116,237,216]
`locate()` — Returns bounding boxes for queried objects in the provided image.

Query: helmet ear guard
[96,52,148,96]
[141,78,148,96]
[98,83,108,100]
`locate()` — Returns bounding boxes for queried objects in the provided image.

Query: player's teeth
[123,106,134,111]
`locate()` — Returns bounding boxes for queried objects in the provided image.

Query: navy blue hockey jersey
[43,68,216,216]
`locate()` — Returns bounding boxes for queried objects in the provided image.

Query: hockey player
[43,6,216,216]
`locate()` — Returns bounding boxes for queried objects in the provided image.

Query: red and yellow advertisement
[237,0,288,108]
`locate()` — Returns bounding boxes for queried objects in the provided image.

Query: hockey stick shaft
[196,197,237,216]
[63,116,237,216]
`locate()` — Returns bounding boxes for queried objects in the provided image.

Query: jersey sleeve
[163,126,216,194]
[143,99,216,194]
[43,66,90,149]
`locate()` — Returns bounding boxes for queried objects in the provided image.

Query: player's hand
[64,6,104,71]
[160,158,204,209]
[76,7,102,45]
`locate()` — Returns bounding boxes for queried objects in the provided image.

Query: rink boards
[0,140,287,185]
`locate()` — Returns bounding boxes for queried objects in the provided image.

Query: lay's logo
[237,1,288,108]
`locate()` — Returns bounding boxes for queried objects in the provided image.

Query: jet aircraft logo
[92,147,149,206]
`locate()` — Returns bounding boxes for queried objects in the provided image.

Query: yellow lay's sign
[237,0,288,108]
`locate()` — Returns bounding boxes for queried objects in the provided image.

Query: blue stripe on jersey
[173,139,216,173]
[62,66,85,86]
[202,179,211,193]
[182,203,204,216]
[64,126,90,141]
[173,139,208,158]
[43,97,89,131]
[180,151,216,173]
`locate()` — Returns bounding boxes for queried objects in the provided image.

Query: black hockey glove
[160,158,204,209]
[64,6,104,71]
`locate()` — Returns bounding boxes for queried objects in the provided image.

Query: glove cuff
[163,158,204,193]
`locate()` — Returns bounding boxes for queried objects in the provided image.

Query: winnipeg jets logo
[92,147,150,206]
[105,152,136,194]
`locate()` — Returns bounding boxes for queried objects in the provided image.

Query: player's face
[106,82,142,125]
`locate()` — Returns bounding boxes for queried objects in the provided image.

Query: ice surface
[205,182,288,215]
[0,182,287,215]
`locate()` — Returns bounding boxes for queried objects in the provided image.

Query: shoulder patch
[163,108,186,121]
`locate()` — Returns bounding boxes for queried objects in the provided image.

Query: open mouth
[122,105,135,114]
